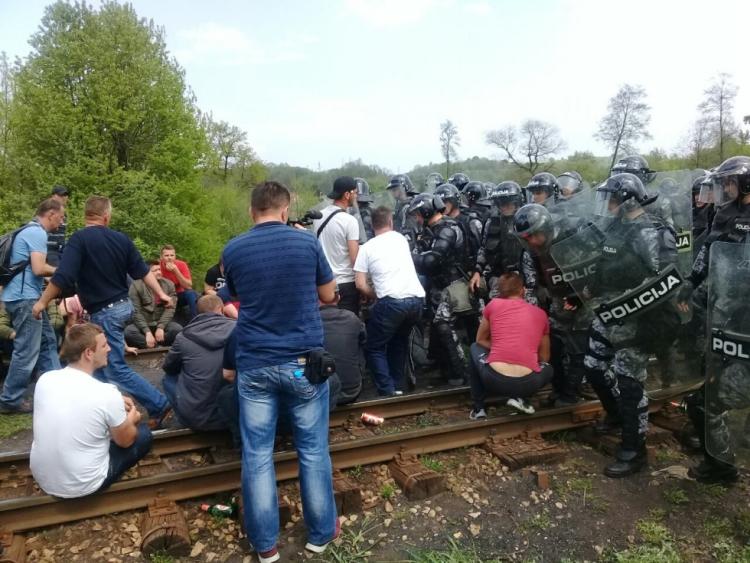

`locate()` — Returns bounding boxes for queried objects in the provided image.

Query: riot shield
[649,171,694,278]
[550,219,700,388]
[705,240,750,468]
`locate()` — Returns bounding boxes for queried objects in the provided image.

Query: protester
[33,196,173,429]
[160,244,199,321]
[468,272,552,419]
[0,198,64,414]
[46,185,70,266]
[161,295,235,431]
[222,181,339,562]
[125,260,181,349]
[30,323,152,498]
[203,262,225,295]
[320,291,365,405]
[59,294,88,332]
[312,176,361,315]
[354,206,425,396]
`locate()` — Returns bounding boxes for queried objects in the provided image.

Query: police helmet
[557,171,583,197]
[610,155,656,184]
[596,172,656,215]
[386,174,416,195]
[525,172,558,202]
[434,183,461,206]
[513,203,554,247]
[463,181,486,204]
[711,156,750,199]
[355,177,373,203]
[491,181,524,208]
[447,172,470,191]
[425,172,445,192]
[407,193,445,219]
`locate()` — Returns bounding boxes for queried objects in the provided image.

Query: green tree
[595,84,652,170]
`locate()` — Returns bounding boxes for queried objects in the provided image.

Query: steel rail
[0,383,697,532]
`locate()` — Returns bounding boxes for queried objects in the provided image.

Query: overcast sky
[2,0,749,171]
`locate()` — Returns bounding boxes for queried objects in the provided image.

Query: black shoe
[594,414,621,435]
[554,396,580,408]
[604,451,647,478]
[688,459,739,484]
[0,400,32,414]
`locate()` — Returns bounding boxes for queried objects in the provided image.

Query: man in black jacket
[161,294,235,431]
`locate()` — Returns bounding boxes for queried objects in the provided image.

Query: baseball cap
[327,176,357,199]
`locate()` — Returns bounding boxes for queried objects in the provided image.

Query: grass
[606,516,681,563]
[148,551,175,563]
[420,456,445,472]
[735,509,750,539]
[416,411,441,428]
[655,447,683,464]
[703,516,734,539]
[0,412,32,438]
[711,540,750,563]
[696,482,728,499]
[379,482,396,500]
[636,519,672,545]
[662,487,690,506]
[319,516,383,563]
[409,539,504,563]
[348,465,363,479]
[520,510,552,534]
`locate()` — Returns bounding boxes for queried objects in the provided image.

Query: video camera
[288,209,322,227]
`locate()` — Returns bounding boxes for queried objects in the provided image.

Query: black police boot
[604,448,647,478]
[594,413,622,435]
[688,456,739,484]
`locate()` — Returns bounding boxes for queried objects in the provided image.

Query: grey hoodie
[162,312,236,430]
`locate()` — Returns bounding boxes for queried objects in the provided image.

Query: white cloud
[343,0,436,27]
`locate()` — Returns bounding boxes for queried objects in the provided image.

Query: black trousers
[337,282,360,316]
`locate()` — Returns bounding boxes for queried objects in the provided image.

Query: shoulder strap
[316,208,344,238]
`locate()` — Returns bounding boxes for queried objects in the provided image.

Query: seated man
[160,244,199,321]
[468,272,553,419]
[161,295,235,431]
[0,305,14,377]
[125,260,181,349]
[321,291,365,405]
[203,261,226,295]
[30,323,152,497]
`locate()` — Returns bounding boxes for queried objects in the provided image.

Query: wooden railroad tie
[333,470,362,515]
[0,467,32,502]
[0,531,25,563]
[483,432,568,471]
[388,450,445,501]
[139,493,191,558]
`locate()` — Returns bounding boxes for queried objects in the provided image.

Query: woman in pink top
[468,272,553,419]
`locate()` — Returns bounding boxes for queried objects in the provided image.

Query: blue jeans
[238,361,336,553]
[0,299,60,408]
[177,290,198,320]
[91,300,168,417]
[366,297,424,395]
[98,423,153,491]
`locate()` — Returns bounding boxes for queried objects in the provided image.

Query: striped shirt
[222,221,334,371]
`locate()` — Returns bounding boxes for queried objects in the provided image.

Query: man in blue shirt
[222,181,338,562]
[33,196,173,427]
[0,199,65,413]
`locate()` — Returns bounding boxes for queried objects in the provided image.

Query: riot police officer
[525,172,559,207]
[692,172,715,245]
[678,156,750,483]
[425,172,445,192]
[463,181,492,223]
[513,203,593,407]
[470,182,525,297]
[557,171,584,199]
[386,174,418,235]
[408,193,467,386]
[355,177,375,241]
[577,173,680,477]
[448,172,470,192]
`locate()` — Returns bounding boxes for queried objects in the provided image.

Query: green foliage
[319,516,382,563]
[409,539,503,563]
[348,465,363,479]
[662,487,689,506]
[0,413,32,439]
[420,456,444,472]
[379,482,396,500]
[610,543,681,563]
[636,518,672,545]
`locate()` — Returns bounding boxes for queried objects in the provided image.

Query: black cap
[327,176,357,199]
[51,185,69,197]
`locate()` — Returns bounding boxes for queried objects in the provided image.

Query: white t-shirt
[313,205,360,284]
[30,366,126,498]
[353,230,426,299]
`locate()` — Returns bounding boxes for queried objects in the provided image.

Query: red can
[361,412,384,425]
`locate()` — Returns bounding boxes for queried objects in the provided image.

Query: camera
[287,209,322,227]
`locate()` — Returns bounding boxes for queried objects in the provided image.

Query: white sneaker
[469,408,487,420]
[506,398,535,414]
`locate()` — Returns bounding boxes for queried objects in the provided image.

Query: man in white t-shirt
[30,323,152,498]
[354,206,425,396]
[313,176,361,315]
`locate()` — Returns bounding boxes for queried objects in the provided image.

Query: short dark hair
[251,181,291,213]
[85,196,112,219]
[498,272,524,298]
[35,198,63,218]
[51,185,69,197]
[161,244,175,253]
[371,206,393,230]
[198,294,223,314]
[60,323,104,364]
[148,259,160,267]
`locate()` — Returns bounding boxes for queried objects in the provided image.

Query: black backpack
[0,224,32,287]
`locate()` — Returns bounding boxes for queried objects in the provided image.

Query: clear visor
[594,191,620,216]
[557,176,579,196]
[424,178,441,192]
[707,177,738,206]
[496,196,520,214]
[526,187,550,204]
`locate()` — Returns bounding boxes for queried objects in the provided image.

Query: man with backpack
[0,198,65,414]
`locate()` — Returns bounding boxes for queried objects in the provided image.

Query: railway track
[0,382,698,533]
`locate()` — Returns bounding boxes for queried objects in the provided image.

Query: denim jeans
[98,423,153,491]
[366,297,424,395]
[177,290,198,320]
[0,299,61,408]
[90,300,168,417]
[237,360,336,553]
